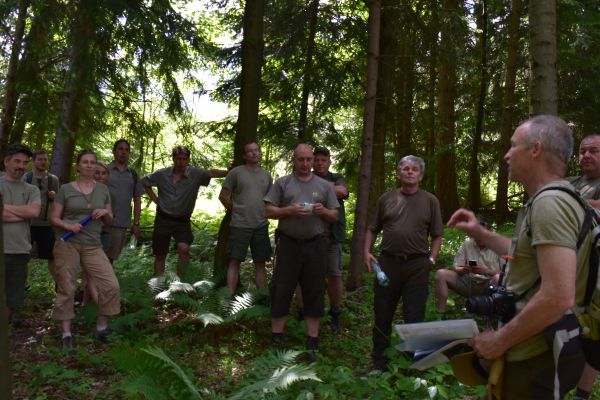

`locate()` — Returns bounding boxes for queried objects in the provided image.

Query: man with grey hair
[364,154,443,371]
[567,133,600,400]
[448,115,588,398]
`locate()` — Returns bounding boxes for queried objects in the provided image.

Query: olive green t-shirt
[0,178,41,254]
[454,238,502,282]
[54,182,111,246]
[223,165,272,229]
[505,180,591,361]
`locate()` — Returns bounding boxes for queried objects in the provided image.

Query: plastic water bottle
[371,260,389,287]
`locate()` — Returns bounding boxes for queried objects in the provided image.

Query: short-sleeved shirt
[0,178,41,254]
[142,166,211,217]
[107,162,144,228]
[222,165,272,229]
[22,171,59,226]
[316,171,348,244]
[567,175,600,201]
[368,189,443,255]
[264,173,339,240]
[504,180,591,362]
[54,182,111,246]
[454,238,502,282]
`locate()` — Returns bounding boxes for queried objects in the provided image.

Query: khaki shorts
[454,274,492,297]
[227,225,272,263]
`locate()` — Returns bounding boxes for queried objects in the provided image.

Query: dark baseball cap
[314,146,330,157]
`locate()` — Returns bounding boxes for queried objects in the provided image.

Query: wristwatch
[429,257,436,265]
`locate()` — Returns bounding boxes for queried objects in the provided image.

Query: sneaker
[59,335,75,352]
[92,329,110,343]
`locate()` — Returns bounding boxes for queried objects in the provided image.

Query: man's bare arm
[208,169,228,178]
[3,202,41,222]
[218,187,232,211]
[144,186,159,204]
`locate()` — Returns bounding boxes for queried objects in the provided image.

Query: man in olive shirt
[449,115,589,398]
[107,139,144,262]
[23,150,59,278]
[219,141,272,295]
[142,145,228,276]
[2,144,41,324]
[567,134,600,400]
[264,143,339,358]
[364,155,443,371]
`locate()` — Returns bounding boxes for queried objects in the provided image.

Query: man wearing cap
[2,143,41,324]
[23,150,59,279]
[434,220,502,314]
[106,139,144,262]
[567,134,600,400]
[142,146,228,277]
[264,143,339,359]
[219,141,272,295]
[448,115,589,398]
[295,146,348,333]
[364,155,443,371]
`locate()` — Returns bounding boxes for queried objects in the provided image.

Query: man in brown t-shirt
[364,155,443,371]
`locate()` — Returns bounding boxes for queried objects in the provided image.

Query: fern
[228,350,321,400]
[108,345,205,400]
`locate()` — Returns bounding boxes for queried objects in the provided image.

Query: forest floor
[7,231,600,399]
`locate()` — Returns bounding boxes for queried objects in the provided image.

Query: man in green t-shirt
[1,143,41,325]
[567,134,600,400]
[219,142,273,295]
[448,115,589,398]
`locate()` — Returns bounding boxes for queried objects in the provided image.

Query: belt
[381,252,428,262]
[278,231,325,244]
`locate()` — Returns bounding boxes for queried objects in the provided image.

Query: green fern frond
[228,292,255,315]
[195,312,224,327]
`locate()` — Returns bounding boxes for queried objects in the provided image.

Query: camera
[466,285,516,323]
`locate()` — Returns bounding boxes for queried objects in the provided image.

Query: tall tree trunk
[214,0,265,283]
[297,0,319,143]
[466,0,488,211]
[424,4,439,192]
[529,0,557,116]
[0,0,31,166]
[394,21,416,164]
[369,0,395,213]
[435,0,461,219]
[496,0,523,221]
[347,0,381,292]
[50,1,95,182]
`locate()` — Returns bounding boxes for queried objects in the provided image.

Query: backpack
[528,186,600,369]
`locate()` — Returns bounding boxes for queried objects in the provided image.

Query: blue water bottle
[371,260,390,287]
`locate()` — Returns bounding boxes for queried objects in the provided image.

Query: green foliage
[108,346,205,400]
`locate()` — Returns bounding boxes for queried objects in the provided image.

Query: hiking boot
[296,307,304,321]
[305,336,319,363]
[328,308,341,334]
[59,335,75,352]
[372,356,390,372]
[270,332,285,350]
[92,329,110,343]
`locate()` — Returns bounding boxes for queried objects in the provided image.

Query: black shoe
[296,307,304,321]
[372,356,390,372]
[270,332,285,350]
[59,335,75,352]
[305,336,319,363]
[92,329,110,343]
[328,308,341,334]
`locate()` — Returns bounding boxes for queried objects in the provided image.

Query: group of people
[3,114,599,398]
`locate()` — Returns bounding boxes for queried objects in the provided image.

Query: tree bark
[214,0,265,283]
[435,0,461,219]
[529,0,557,116]
[394,16,416,165]
[50,1,95,182]
[496,0,523,221]
[0,0,31,166]
[297,0,319,143]
[423,4,439,192]
[347,0,380,291]
[466,0,488,211]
